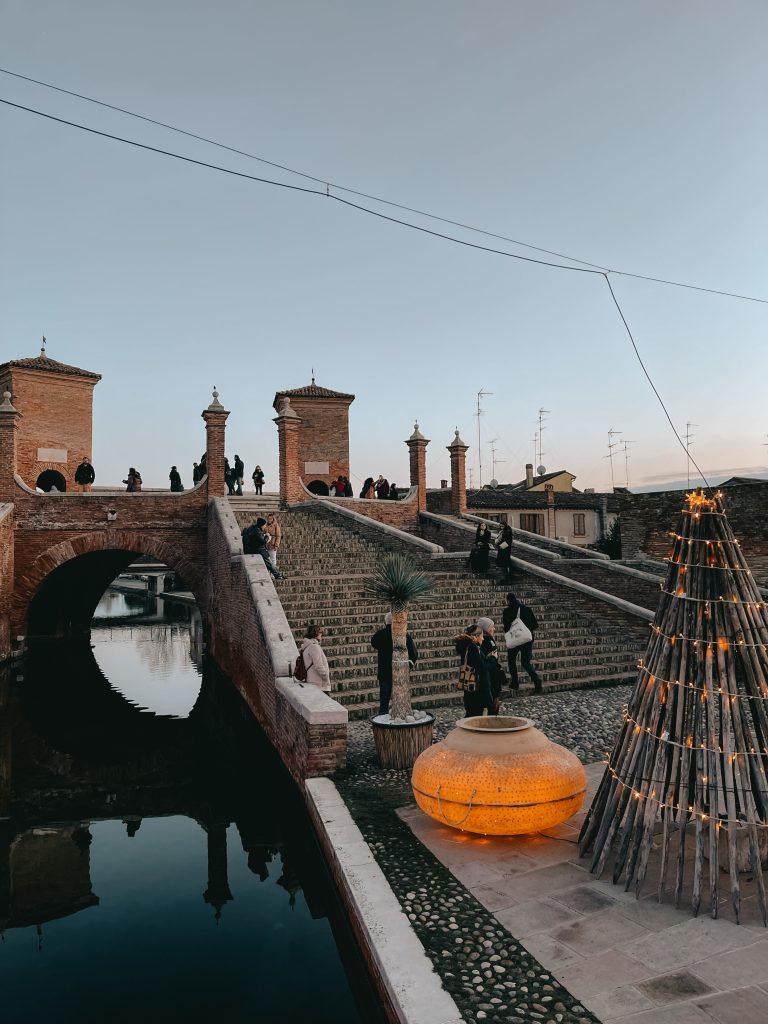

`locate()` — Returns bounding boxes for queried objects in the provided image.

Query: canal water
[0,589,382,1024]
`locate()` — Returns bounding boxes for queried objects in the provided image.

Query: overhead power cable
[2,66,767,304]
[0,96,754,485]
[604,274,710,490]
[0,98,603,276]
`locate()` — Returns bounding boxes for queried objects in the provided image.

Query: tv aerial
[537,465,546,476]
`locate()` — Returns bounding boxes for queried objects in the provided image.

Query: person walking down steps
[502,592,542,693]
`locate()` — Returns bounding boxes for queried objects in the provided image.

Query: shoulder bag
[457,649,477,692]
[504,611,532,650]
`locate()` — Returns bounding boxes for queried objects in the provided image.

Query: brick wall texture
[321,494,421,532]
[286,396,352,490]
[0,367,97,491]
[619,485,768,584]
[0,505,13,660]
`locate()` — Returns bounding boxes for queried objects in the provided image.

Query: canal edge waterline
[305,777,464,1024]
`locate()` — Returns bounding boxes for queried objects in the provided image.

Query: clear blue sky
[2,1,766,492]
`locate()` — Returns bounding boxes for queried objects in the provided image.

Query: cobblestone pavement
[334,685,631,1024]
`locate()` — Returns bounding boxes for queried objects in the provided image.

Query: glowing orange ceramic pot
[411,716,587,836]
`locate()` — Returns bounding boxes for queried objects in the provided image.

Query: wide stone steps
[231,503,648,715]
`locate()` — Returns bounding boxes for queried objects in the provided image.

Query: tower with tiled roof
[0,342,101,492]
[272,378,354,495]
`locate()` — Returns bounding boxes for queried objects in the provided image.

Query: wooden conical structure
[580,491,768,923]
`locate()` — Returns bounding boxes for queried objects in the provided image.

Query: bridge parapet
[206,498,347,782]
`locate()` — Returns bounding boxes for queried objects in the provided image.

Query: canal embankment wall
[306,778,463,1024]
[206,498,347,783]
[0,503,13,661]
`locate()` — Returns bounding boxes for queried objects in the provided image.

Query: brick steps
[234,504,648,715]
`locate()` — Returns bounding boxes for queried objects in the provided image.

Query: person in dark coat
[224,457,235,495]
[454,626,495,717]
[374,475,390,499]
[123,468,142,492]
[360,477,375,499]
[343,477,353,497]
[169,465,184,492]
[233,455,245,496]
[502,593,542,693]
[241,518,286,579]
[370,611,418,715]
[477,616,505,714]
[469,522,492,573]
[389,483,399,501]
[496,523,513,580]
[192,461,201,484]
[74,458,95,491]
[252,465,265,494]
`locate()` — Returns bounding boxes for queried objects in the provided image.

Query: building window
[520,513,544,535]
[573,513,586,536]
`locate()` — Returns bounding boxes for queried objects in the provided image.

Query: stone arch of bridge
[15,530,205,640]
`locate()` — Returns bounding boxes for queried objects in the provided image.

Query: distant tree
[591,518,622,559]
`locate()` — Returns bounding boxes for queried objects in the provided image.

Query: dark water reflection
[0,590,379,1024]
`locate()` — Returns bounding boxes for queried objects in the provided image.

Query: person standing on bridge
[169,466,184,492]
[252,465,265,494]
[496,522,514,581]
[74,457,95,492]
[123,468,142,492]
[233,454,244,496]
[371,611,418,715]
[299,624,331,693]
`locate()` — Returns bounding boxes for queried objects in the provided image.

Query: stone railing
[206,498,347,783]
[0,503,13,661]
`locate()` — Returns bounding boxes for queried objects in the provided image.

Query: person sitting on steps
[241,517,286,579]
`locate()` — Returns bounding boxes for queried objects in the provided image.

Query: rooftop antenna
[489,438,506,482]
[685,422,699,488]
[536,408,550,469]
[41,335,46,355]
[620,439,637,489]
[468,467,474,490]
[475,387,493,488]
[605,428,622,491]
[311,365,315,385]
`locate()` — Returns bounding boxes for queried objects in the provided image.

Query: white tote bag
[504,610,532,650]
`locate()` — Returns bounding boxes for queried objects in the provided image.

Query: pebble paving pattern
[334,685,631,1024]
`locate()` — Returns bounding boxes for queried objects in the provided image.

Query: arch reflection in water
[90,589,203,719]
[0,613,380,1024]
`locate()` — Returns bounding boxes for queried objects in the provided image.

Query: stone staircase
[233,504,649,719]
[228,493,281,514]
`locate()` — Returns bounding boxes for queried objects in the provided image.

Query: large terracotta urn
[411,715,587,836]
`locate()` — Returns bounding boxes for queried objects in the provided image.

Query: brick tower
[0,344,101,492]
[272,380,354,495]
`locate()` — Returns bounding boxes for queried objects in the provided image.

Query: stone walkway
[339,691,768,1024]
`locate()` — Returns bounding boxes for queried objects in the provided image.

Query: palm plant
[364,552,434,719]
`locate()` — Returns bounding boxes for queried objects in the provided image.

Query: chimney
[545,483,556,538]
[440,479,448,489]
[525,463,534,488]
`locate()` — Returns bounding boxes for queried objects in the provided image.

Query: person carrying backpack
[242,518,286,580]
[454,625,495,717]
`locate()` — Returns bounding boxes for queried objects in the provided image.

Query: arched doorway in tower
[36,470,67,492]
[306,479,329,496]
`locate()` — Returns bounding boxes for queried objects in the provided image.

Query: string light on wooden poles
[579,490,768,924]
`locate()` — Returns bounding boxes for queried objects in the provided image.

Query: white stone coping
[305,778,463,1024]
[564,558,665,584]
[510,555,655,621]
[276,676,347,725]
[462,511,610,560]
[210,498,348,725]
[420,510,560,561]
[311,496,444,553]
[0,502,12,525]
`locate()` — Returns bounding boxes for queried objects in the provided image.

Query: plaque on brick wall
[304,461,329,475]
[37,447,68,463]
